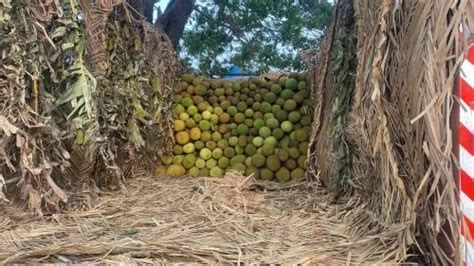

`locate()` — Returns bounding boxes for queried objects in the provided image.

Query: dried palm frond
[307,0,471,263]
[0,0,177,214]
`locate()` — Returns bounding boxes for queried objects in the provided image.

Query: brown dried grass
[0,173,395,264]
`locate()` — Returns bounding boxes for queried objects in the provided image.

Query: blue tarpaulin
[222,65,253,79]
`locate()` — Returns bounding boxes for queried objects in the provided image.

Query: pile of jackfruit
[161,73,312,182]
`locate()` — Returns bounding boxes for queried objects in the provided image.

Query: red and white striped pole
[459,22,474,266]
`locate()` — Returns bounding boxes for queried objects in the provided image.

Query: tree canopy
[180,0,333,75]
[131,0,333,75]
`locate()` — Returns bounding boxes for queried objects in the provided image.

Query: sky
[157,0,170,13]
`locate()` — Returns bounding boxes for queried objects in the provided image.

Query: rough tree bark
[129,0,157,22]
[128,0,195,49]
[156,0,195,48]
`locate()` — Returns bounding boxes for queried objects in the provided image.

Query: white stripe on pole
[461,58,474,88]
[461,99,474,134]
[461,191,474,223]
[461,146,474,179]
[461,235,474,265]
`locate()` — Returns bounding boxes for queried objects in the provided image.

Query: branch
[193,6,250,44]
[157,0,195,48]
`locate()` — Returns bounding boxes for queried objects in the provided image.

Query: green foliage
[180,0,333,74]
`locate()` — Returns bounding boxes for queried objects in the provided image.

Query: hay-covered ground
[0,174,389,264]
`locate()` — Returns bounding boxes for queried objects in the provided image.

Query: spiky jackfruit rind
[230,154,246,165]
[238,135,248,147]
[173,155,184,165]
[288,111,301,123]
[183,154,196,169]
[175,120,186,131]
[259,127,272,138]
[212,148,223,159]
[260,168,274,181]
[210,166,224,177]
[218,157,230,169]
[188,167,201,177]
[199,148,212,160]
[190,127,202,140]
[167,164,186,177]
[224,147,235,158]
[252,154,266,168]
[230,163,246,173]
[245,144,257,156]
[227,106,238,116]
[276,167,291,182]
[264,92,277,104]
[283,99,297,111]
[264,136,277,147]
[206,141,217,150]
[181,97,193,108]
[281,121,294,133]
[266,156,281,171]
[272,128,285,140]
[260,102,272,113]
[261,144,275,156]
[285,158,298,170]
[285,78,298,90]
[173,144,183,155]
[291,168,305,180]
[195,158,206,169]
[199,120,211,131]
[183,143,195,154]
[265,118,279,129]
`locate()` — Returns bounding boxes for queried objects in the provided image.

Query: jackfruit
[212,148,223,159]
[285,78,298,90]
[210,166,224,177]
[265,118,279,129]
[199,148,212,160]
[260,168,274,181]
[252,153,266,168]
[259,127,272,138]
[176,132,190,145]
[183,154,196,169]
[190,127,202,140]
[276,167,291,182]
[188,167,200,177]
[167,164,186,177]
[281,121,294,133]
[218,157,230,169]
[183,143,195,154]
[266,156,281,171]
[291,168,305,180]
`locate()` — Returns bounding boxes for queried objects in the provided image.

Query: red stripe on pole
[462,215,474,242]
[462,170,474,199]
[461,78,474,107]
[460,124,474,155]
[468,48,474,64]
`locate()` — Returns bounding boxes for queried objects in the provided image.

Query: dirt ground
[0,174,386,264]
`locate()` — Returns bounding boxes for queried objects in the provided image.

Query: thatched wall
[0,0,177,214]
[308,0,474,264]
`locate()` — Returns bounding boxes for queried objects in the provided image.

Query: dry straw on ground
[0,173,397,264]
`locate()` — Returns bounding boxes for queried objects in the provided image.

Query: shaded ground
[1,173,382,264]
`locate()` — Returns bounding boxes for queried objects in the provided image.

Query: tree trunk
[129,0,157,22]
[156,0,195,48]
